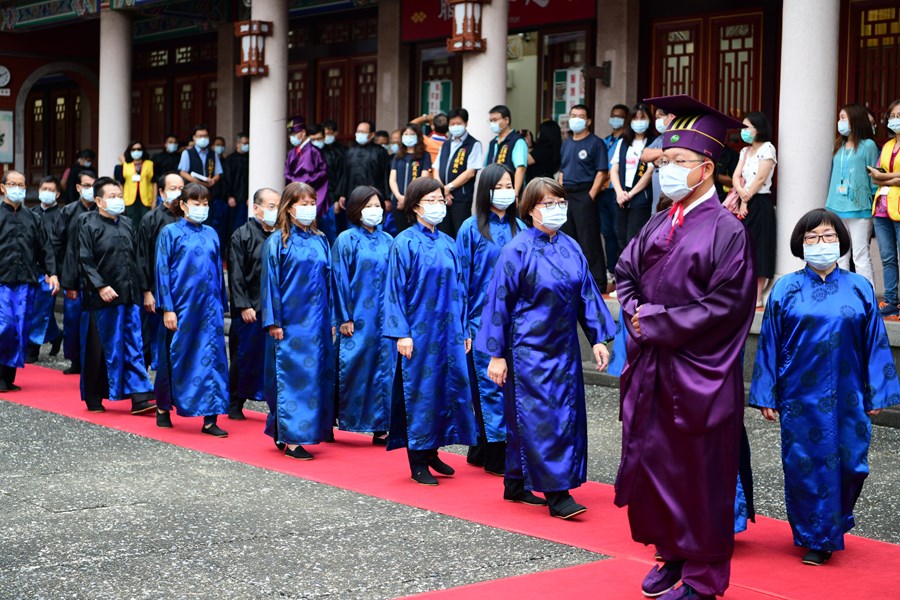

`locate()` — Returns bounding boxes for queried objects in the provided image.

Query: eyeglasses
[657,158,706,168]
[803,232,838,245]
[537,200,568,209]
[421,196,447,205]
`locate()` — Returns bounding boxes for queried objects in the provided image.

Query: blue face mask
[5,185,26,204]
[81,187,95,203]
[568,117,587,134]
[166,143,179,153]
[290,135,301,147]
[740,128,755,144]
[803,242,840,270]
[448,124,466,138]
[324,134,336,145]
[389,143,400,155]
[240,143,250,153]
[39,190,57,206]
[185,204,209,224]
[104,197,126,216]
[631,119,650,134]
[489,121,502,135]
[355,133,370,146]
[213,146,225,156]
[131,150,143,160]
[659,162,705,203]
[164,190,181,205]
[609,116,625,130]
[195,136,210,150]
[837,120,851,137]
[311,140,325,150]
[889,118,900,134]
[655,118,667,134]
[261,208,278,227]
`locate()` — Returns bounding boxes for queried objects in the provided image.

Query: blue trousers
[80,304,153,402]
[63,295,83,363]
[0,283,34,368]
[28,278,61,345]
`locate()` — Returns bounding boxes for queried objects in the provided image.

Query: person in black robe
[227,187,280,419]
[151,133,182,178]
[26,175,65,363]
[223,133,250,237]
[64,149,95,205]
[0,170,59,392]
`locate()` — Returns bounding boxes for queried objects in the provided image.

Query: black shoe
[25,344,40,364]
[63,362,80,375]
[504,490,548,506]
[372,434,388,446]
[547,493,587,519]
[86,399,105,413]
[801,549,832,566]
[428,456,455,476]
[228,409,246,420]
[202,423,229,438]
[411,468,438,486]
[285,445,313,460]
[466,442,485,467]
[483,441,506,476]
[0,382,21,393]
[323,429,335,443]
[156,410,173,428]
[49,336,62,356]
[274,439,286,451]
[130,399,156,415]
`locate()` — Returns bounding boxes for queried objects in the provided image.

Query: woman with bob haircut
[383,176,478,486]
[750,207,900,566]
[476,177,615,519]
[332,185,394,444]
[261,182,335,460]
[456,163,526,476]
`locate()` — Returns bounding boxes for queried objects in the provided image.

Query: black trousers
[82,311,152,406]
[617,198,652,252]
[1,365,16,386]
[560,187,607,292]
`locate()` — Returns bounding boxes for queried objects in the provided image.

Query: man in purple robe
[614,96,756,600]
[284,116,329,230]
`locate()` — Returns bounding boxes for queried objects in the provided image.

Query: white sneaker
[607,271,615,282]
[609,290,618,299]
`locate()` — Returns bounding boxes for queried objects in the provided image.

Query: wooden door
[288,64,309,120]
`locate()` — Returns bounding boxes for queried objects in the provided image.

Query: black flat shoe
[24,344,40,364]
[156,410,173,428]
[201,423,229,438]
[130,399,156,415]
[0,383,22,392]
[227,410,246,421]
[63,362,80,375]
[86,399,105,413]
[504,490,548,506]
[411,468,438,486]
[49,336,62,356]
[275,440,286,451]
[285,445,313,460]
[428,457,455,476]
[372,434,388,446]
[548,497,587,520]
[801,549,832,566]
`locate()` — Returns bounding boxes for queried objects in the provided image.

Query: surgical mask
[740,129,755,144]
[290,135,301,147]
[260,208,278,227]
[402,134,417,148]
[130,150,143,160]
[355,133,370,145]
[448,124,466,138]
[389,143,400,154]
[186,204,209,224]
[489,121,502,135]
[240,143,250,153]
[213,146,225,156]
[81,187,94,202]
[837,120,851,137]
[166,143,179,153]
[569,117,587,134]
[83,161,92,168]
[609,116,625,130]
[104,197,126,216]
[361,206,384,228]
[803,242,840,271]
[324,134,336,145]
[195,136,210,149]
[535,203,567,231]
[164,190,181,204]
[659,162,705,203]
[631,119,650,134]
[39,190,57,206]
[655,118,667,134]
[419,203,446,226]
[311,140,325,150]
[889,118,900,134]
[5,186,26,204]
[294,204,317,226]
[491,188,516,210]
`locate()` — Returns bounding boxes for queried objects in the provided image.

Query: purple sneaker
[642,561,683,597]
[659,584,715,600]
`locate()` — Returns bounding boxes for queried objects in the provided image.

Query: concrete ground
[2,345,898,599]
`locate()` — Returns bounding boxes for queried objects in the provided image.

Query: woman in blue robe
[383,177,478,486]
[261,182,335,460]
[456,164,525,475]
[476,177,615,519]
[155,183,230,437]
[750,208,900,566]
[332,185,393,442]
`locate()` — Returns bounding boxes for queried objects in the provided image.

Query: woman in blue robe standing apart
[476,177,615,519]
[155,182,230,437]
[383,177,478,486]
[332,185,394,444]
[750,208,900,566]
[456,164,525,476]
[261,182,335,460]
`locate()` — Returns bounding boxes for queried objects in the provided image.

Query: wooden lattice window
[288,66,308,117]
[354,61,377,124]
[856,6,900,119]
[54,96,67,168]
[714,15,763,119]
[320,64,345,125]
[131,88,142,143]
[32,98,43,168]
[150,85,167,144]
[657,26,698,98]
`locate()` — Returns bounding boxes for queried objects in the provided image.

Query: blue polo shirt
[560,134,608,187]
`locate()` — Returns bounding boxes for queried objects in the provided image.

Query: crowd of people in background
[2,93,900,600]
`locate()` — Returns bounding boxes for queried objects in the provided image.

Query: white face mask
[294,204,317,226]
[655,118,667,134]
[324,134,336,145]
[803,242,840,270]
[534,203,567,231]
[164,190,182,205]
[401,134,417,148]
[39,190,57,206]
[186,204,209,224]
[360,206,384,228]
[355,133,371,145]
[448,124,466,138]
[260,207,278,227]
[568,117,587,134]
[491,188,516,210]
[104,197,126,216]
[659,162,705,203]
[418,203,446,226]
[888,118,900,134]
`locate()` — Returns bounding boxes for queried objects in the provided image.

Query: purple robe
[284,142,329,218]
[614,194,756,563]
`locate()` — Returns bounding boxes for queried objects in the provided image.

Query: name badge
[131,174,142,182]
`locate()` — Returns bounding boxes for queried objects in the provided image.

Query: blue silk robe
[749,266,900,551]
[475,228,614,492]
[28,277,60,345]
[332,224,393,432]
[0,285,34,368]
[261,227,335,445]
[154,220,229,417]
[456,213,526,442]
[383,222,478,451]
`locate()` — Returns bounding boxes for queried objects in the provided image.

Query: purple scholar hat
[644,95,743,161]
[286,116,306,134]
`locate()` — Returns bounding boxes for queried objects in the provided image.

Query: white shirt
[611,137,648,188]
[740,142,777,194]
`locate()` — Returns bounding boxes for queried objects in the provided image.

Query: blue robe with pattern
[749,266,900,551]
[456,213,526,442]
[261,227,335,445]
[475,228,615,492]
[154,219,230,417]
[332,224,393,432]
[383,222,478,451]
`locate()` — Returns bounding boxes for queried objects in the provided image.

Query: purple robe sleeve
[861,282,900,411]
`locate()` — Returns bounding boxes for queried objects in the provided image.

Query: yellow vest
[122,159,155,208]
[877,138,900,220]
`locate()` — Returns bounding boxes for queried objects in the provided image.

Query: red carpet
[3,365,899,600]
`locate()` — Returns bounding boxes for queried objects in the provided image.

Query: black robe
[57,200,96,291]
[137,204,179,295]
[77,212,144,311]
[0,202,57,284]
[342,143,390,198]
[223,152,250,204]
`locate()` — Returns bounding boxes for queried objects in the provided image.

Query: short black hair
[0,170,22,185]
[345,185,385,226]
[570,104,591,119]
[323,119,338,132]
[448,108,469,122]
[611,104,629,115]
[165,132,178,141]
[39,175,61,190]
[236,132,248,140]
[253,187,279,206]
[307,123,323,136]
[744,112,772,143]
[358,120,375,134]
[374,130,389,139]
[157,171,183,189]
[78,149,95,160]
[432,113,449,134]
[489,105,511,120]
[93,176,121,199]
[214,136,226,144]
[192,124,209,136]
[789,208,851,260]
[78,170,97,185]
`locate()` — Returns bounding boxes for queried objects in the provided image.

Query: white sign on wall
[0,111,13,164]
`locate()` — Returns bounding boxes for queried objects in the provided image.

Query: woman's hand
[616,190,629,206]
[340,321,354,337]
[593,343,609,371]
[143,291,156,313]
[163,311,178,331]
[738,201,749,220]
[464,338,472,354]
[98,286,119,303]
[268,326,284,340]
[397,337,414,359]
[867,408,882,417]
[760,407,778,421]
[487,356,507,387]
